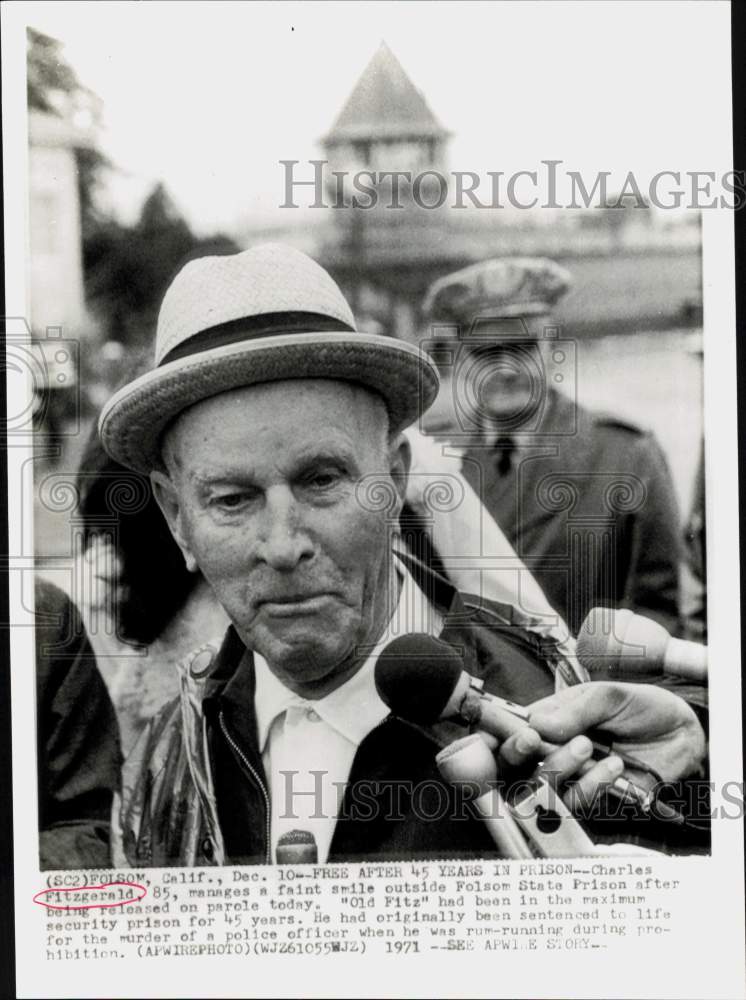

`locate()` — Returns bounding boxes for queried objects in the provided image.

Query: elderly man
[100,244,705,866]
[422,258,682,637]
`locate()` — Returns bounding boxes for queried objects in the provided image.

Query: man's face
[151,379,409,697]
[460,341,545,424]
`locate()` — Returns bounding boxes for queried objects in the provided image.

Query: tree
[27,27,80,114]
[83,183,239,348]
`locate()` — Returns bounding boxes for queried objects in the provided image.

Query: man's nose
[256,488,315,571]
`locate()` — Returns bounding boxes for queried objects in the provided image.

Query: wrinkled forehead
[159,377,390,470]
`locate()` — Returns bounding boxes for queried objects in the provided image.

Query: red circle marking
[33,881,147,911]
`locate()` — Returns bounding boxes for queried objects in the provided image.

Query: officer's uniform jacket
[460,390,682,636]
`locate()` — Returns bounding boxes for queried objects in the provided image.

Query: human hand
[495,681,706,808]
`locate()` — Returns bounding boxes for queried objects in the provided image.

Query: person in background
[421,257,683,637]
[34,577,121,869]
[73,418,228,753]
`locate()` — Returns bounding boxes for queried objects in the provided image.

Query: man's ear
[150,470,199,573]
[388,432,412,509]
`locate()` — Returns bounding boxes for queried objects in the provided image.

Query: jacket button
[201,837,214,860]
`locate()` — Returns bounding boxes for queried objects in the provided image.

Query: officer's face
[462,342,544,423]
[151,379,410,697]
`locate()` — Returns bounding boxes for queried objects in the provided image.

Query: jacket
[460,390,682,636]
[35,578,122,869]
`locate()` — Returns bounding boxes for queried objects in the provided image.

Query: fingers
[491,727,636,824]
[527,682,633,743]
[525,682,706,782]
[498,726,544,769]
[474,730,499,752]
[533,735,594,785]
[494,727,627,821]
[498,729,595,784]
[563,755,625,813]
[527,680,699,744]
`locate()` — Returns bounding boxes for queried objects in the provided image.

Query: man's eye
[307,469,343,489]
[213,493,250,509]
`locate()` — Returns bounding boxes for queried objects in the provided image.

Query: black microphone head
[375,633,463,724]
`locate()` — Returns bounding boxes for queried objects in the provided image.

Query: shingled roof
[325,41,448,143]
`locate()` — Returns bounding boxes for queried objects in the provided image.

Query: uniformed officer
[421,257,682,637]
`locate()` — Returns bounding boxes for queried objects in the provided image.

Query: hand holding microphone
[375,634,706,818]
[526,681,706,785]
[435,733,600,858]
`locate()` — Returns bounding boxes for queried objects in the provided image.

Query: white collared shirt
[254,563,443,863]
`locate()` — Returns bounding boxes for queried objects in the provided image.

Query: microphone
[374,633,533,744]
[275,830,318,864]
[375,633,603,752]
[375,633,684,825]
[436,734,533,858]
[577,608,707,683]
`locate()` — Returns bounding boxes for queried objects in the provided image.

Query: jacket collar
[203,625,249,701]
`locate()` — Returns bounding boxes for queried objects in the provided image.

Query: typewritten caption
[38,859,686,960]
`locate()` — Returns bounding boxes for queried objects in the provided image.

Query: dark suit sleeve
[35,579,123,870]
[622,432,682,636]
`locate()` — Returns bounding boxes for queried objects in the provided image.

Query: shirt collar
[254,564,443,752]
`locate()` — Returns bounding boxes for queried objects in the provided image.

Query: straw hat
[99,244,439,473]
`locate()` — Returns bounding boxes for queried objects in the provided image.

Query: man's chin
[484,392,535,418]
[250,627,356,688]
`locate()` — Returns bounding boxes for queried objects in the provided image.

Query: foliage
[27,27,80,114]
[83,183,239,347]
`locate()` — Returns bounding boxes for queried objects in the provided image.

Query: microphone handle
[435,734,533,859]
[472,790,535,859]
[509,777,599,857]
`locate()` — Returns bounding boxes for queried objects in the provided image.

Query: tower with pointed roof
[319,42,465,341]
[323,40,449,176]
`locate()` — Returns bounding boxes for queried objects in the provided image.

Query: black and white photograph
[2,2,743,998]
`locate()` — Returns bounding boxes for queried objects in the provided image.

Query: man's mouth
[257,593,335,616]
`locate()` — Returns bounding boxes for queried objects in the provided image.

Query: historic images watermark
[279,159,745,211]
[273,772,742,825]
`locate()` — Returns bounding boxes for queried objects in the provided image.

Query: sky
[10,0,734,235]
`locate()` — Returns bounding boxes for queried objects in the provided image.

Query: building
[319,41,469,341]
[26,29,104,437]
[249,40,703,345]
[28,109,89,338]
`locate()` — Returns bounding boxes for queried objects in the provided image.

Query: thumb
[527,683,632,743]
